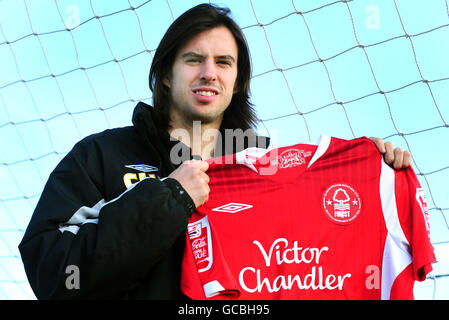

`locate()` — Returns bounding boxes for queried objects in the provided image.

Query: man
[18,4,410,299]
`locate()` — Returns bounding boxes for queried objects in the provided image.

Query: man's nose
[200,59,217,82]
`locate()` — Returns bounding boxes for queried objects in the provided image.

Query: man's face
[164,26,239,128]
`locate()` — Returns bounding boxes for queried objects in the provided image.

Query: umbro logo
[124,164,159,173]
[212,203,253,213]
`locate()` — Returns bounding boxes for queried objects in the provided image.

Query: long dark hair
[149,3,258,131]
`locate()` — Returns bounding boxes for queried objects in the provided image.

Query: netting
[0,0,448,299]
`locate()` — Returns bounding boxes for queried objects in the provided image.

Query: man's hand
[370,137,412,170]
[168,159,210,208]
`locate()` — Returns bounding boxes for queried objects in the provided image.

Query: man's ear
[162,75,171,88]
[233,82,239,94]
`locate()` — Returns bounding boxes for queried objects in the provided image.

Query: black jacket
[19,102,268,299]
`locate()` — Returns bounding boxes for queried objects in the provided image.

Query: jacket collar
[132,102,182,172]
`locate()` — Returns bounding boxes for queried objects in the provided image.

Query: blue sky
[0,0,448,299]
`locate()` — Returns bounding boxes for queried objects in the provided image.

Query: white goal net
[0,0,448,299]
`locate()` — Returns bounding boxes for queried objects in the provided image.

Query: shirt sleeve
[181,215,240,299]
[395,166,436,281]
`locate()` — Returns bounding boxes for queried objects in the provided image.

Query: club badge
[323,183,362,225]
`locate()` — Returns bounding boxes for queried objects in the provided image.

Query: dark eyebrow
[181,52,204,60]
[217,55,236,63]
[181,51,236,63]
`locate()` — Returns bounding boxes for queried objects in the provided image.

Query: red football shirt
[181,135,436,300]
